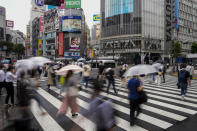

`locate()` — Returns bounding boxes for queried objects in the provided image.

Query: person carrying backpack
[178,64,190,100]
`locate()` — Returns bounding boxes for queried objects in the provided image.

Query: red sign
[6,20,14,28]
[40,17,44,32]
[59,32,64,56]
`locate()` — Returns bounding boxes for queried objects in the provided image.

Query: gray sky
[0,0,100,34]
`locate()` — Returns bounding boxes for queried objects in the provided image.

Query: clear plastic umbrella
[29,57,52,67]
[152,63,163,71]
[15,59,34,70]
[56,65,84,75]
[124,64,157,77]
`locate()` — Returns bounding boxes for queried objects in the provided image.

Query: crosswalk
[30,75,197,131]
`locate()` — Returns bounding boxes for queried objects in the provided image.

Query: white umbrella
[124,64,157,77]
[105,68,112,73]
[29,57,52,66]
[56,65,84,75]
[15,59,34,70]
[77,58,85,62]
[152,63,163,71]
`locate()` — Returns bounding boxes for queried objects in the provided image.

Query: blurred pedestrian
[106,69,118,95]
[77,80,116,131]
[119,65,127,88]
[83,63,91,88]
[178,64,190,100]
[128,75,143,126]
[155,69,162,85]
[0,64,5,95]
[162,64,166,83]
[57,70,80,117]
[186,63,194,87]
[5,66,16,106]
[47,64,54,89]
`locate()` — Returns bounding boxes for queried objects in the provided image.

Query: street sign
[93,14,100,21]
[65,0,81,8]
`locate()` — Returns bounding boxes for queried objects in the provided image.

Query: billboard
[6,20,14,28]
[64,52,80,58]
[62,16,81,32]
[65,0,81,8]
[105,0,133,18]
[93,14,101,21]
[32,0,45,12]
[44,8,57,32]
[40,17,44,32]
[59,32,64,56]
[70,37,80,51]
[48,5,57,10]
[174,0,179,30]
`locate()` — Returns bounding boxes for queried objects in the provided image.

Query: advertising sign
[70,37,80,51]
[32,0,45,12]
[174,0,179,30]
[93,14,101,21]
[59,32,64,56]
[105,0,133,18]
[62,16,81,32]
[48,5,56,10]
[6,20,14,28]
[40,17,44,32]
[65,0,81,8]
[44,8,57,32]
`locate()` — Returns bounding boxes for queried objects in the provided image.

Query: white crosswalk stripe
[29,75,197,131]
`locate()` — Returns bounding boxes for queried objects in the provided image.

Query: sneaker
[130,122,135,126]
[72,114,78,118]
[181,95,185,100]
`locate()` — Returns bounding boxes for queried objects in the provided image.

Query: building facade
[101,0,165,64]
[0,6,6,41]
[174,0,197,53]
[32,17,40,56]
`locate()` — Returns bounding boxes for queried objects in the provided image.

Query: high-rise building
[170,0,197,54]
[0,6,6,41]
[100,0,165,64]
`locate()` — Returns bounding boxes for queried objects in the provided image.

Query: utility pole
[113,41,114,60]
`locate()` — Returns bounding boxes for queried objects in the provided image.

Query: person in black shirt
[106,69,117,95]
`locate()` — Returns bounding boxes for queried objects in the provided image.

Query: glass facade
[105,0,134,18]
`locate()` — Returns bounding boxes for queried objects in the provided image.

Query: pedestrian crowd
[0,58,196,130]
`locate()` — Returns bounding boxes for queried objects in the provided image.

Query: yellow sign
[93,15,101,21]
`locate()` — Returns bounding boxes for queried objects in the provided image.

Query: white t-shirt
[186,65,194,75]
[6,72,16,82]
[0,70,5,82]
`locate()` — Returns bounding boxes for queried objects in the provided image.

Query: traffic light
[44,0,64,6]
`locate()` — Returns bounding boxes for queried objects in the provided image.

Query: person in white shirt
[5,66,16,106]
[83,63,91,88]
[0,64,5,95]
[186,63,194,86]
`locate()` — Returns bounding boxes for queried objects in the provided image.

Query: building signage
[59,32,64,56]
[44,8,57,32]
[62,16,81,32]
[64,52,80,58]
[6,20,14,28]
[65,0,81,8]
[40,17,44,32]
[32,0,45,12]
[174,0,179,30]
[70,37,80,51]
[164,0,173,54]
[93,14,101,21]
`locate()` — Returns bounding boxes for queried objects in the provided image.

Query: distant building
[0,6,6,41]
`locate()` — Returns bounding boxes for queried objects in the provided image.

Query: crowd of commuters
[0,58,196,130]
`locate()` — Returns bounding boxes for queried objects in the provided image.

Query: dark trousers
[162,73,165,83]
[5,82,14,105]
[0,82,5,94]
[84,77,89,88]
[107,80,117,94]
[130,99,140,123]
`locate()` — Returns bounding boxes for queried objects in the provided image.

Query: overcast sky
[0,0,100,34]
